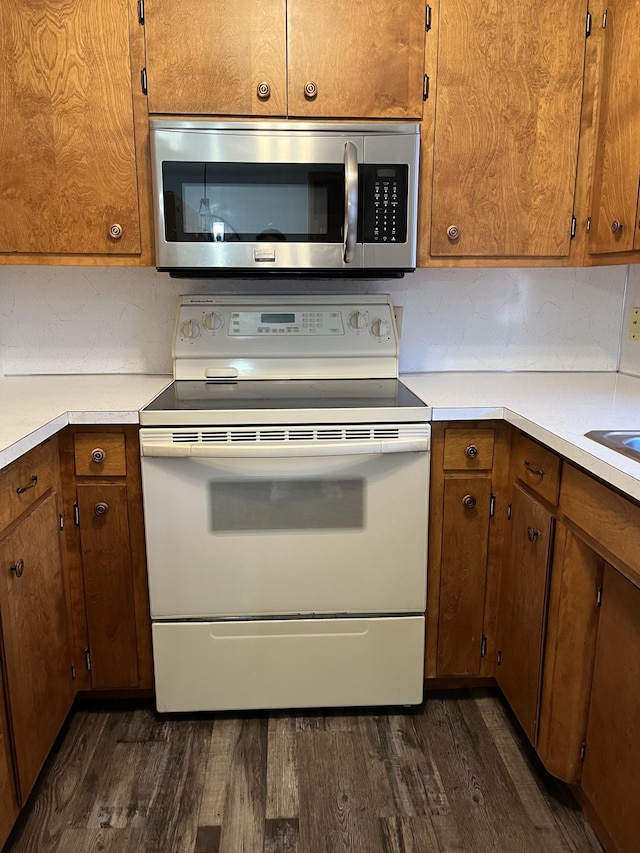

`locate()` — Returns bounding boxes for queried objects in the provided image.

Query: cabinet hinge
[141,67,148,96]
[480,635,487,658]
[580,742,587,761]
[570,215,577,239]
[71,664,76,681]
[586,216,592,233]
[602,9,608,28]
[507,502,512,521]
[489,494,496,518]
[423,75,430,101]
[59,512,64,531]
[596,585,603,607]
[497,649,502,665]
[585,11,592,37]
[84,647,92,672]
[73,501,80,526]
[137,0,145,25]
[425,4,432,31]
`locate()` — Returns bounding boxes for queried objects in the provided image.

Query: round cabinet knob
[304,81,318,99]
[611,220,624,235]
[447,225,460,242]
[348,311,368,331]
[527,527,540,542]
[109,224,123,240]
[370,318,390,339]
[181,319,201,340]
[257,81,271,100]
[203,311,223,332]
[465,444,478,459]
[94,502,109,517]
[10,559,24,578]
[91,447,106,463]
[462,494,477,510]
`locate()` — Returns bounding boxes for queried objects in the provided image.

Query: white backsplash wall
[619,264,640,376]
[0,264,628,376]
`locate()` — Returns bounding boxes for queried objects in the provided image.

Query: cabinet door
[77,484,139,690]
[287,0,426,118]
[430,0,586,257]
[436,476,491,676]
[588,0,640,254]
[497,484,553,744]
[0,0,141,255]
[144,0,286,116]
[0,672,18,850]
[0,494,73,803]
[581,565,640,853]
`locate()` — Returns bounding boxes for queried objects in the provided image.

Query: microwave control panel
[361,164,409,245]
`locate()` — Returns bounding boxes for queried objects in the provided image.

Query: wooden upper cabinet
[287,0,426,118]
[0,0,142,256]
[144,1,287,116]
[587,0,640,255]
[430,0,587,258]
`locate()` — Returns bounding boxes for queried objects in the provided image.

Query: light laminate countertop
[1,371,640,501]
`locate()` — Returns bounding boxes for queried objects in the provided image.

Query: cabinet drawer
[0,440,58,532]
[511,433,560,506]
[443,428,495,470]
[74,434,126,477]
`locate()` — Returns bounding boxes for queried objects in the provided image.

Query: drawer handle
[10,559,24,578]
[524,460,544,476]
[465,444,478,459]
[94,502,109,517]
[16,475,38,494]
[462,494,477,510]
[91,448,106,463]
[527,527,540,542]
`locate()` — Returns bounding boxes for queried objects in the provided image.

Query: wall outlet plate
[630,308,640,341]
[393,306,404,338]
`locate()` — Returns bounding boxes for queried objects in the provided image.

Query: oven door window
[210,478,364,532]
[162,163,344,243]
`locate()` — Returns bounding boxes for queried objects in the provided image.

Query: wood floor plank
[55,826,145,853]
[194,824,221,853]
[380,815,443,852]
[266,715,299,820]
[264,817,299,853]
[198,717,243,827]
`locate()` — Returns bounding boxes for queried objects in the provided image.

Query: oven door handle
[343,141,359,264]
[140,439,429,458]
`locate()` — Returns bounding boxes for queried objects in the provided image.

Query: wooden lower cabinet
[0,670,18,849]
[581,565,640,853]
[496,483,554,745]
[59,426,153,693]
[0,493,74,804]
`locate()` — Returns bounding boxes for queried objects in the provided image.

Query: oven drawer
[152,616,425,712]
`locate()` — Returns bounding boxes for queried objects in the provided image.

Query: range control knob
[203,311,223,332]
[181,319,201,340]
[370,318,391,339]
[348,311,368,331]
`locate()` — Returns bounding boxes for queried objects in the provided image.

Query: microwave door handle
[343,141,359,264]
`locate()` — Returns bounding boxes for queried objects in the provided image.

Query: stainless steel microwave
[150,120,420,277]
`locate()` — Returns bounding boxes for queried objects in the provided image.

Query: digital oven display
[261,313,296,324]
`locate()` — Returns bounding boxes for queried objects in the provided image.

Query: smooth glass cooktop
[143,379,428,412]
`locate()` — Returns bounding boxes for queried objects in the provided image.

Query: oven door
[140,430,429,619]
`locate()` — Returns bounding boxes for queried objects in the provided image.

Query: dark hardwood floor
[4,689,603,853]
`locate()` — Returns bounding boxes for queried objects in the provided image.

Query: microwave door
[152,130,365,272]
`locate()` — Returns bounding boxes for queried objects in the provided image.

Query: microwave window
[162,163,344,243]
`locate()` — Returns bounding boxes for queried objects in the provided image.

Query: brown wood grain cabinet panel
[511,432,561,507]
[144,0,287,116]
[443,427,494,471]
[74,434,127,477]
[0,439,58,532]
[581,565,640,853]
[588,0,640,255]
[0,0,142,256]
[430,0,586,258]
[287,0,426,118]
[0,669,18,850]
[436,476,491,676]
[0,494,73,803]
[536,523,604,783]
[497,484,554,745]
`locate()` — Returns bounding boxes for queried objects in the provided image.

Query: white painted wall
[619,264,640,376]
[0,264,628,376]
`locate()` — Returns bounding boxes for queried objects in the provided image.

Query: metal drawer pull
[527,527,540,542]
[524,460,544,476]
[10,559,24,578]
[465,444,478,459]
[611,220,624,234]
[257,81,271,100]
[16,475,38,494]
[94,502,109,517]
[91,448,106,463]
[462,494,477,510]
[304,81,318,99]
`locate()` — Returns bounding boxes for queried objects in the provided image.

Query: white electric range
[140,295,431,712]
